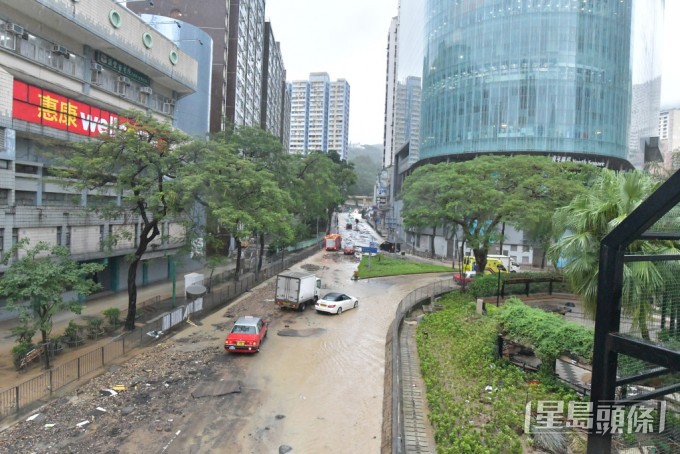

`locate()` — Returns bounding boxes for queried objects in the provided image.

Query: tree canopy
[401,155,593,272]
[53,110,193,330]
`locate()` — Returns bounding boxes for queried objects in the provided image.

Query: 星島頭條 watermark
[524,400,666,435]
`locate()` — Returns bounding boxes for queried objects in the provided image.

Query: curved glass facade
[420,0,632,165]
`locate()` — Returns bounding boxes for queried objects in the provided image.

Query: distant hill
[347,144,383,196]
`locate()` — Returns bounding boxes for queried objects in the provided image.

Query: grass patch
[357,254,452,278]
[417,293,583,453]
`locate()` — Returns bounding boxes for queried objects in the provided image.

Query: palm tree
[548,169,680,341]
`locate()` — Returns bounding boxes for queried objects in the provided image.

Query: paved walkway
[400,320,437,453]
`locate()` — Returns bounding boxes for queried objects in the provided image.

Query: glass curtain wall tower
[420,0,633,169]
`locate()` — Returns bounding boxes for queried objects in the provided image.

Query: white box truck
[275,271,321,311]
[488,254,521,272]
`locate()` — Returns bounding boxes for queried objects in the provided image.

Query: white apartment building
[328,79,350,161]
[287,72,350,159]
[659,109,680,169]
[0,0,198,291]
[289,80,309,154]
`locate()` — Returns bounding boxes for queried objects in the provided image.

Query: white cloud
[266,0,397,145]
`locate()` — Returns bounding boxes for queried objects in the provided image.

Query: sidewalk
[0,262,233,365]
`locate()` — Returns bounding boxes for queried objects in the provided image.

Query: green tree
[183,135,292,278]
[0,240,104,368]
[402,155,590,272]
[292,151,356,233]
[229,127,295,271]
[548,169,680,340]
[53,110,194,330]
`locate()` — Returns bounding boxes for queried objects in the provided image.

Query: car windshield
[232,325,256,334]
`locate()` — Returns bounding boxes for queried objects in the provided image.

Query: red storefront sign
[12,80,128,137]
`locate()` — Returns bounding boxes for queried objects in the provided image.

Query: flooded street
[1,214,450,454]
[154,249,449,454]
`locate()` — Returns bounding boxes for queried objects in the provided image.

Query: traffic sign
[361,247,378,254]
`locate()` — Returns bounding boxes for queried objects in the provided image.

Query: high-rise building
[383,2,424,172]
[393,76,421,165]
[227,0,264,129]
[289,80,310,154]
[0,0,199,289]
[418,0,644,170]
[261,21,287,142]
[659,109,680,169]
[383,17,399,169]
[131,0,285,136]
[287,73,350,159]
[328,79,350,160]
[383,0,665,261]
[628,0,664,169]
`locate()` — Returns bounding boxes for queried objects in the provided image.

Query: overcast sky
[266,0,680,146]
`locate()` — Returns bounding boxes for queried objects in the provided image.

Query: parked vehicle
[324,233,343,251]
[453,272,473,285]
[487,254,520,272]
[462,256,509,274]
[224,316,268,353]
[275,271,321,311]
[379,241,400,253]
[315,292,358,315]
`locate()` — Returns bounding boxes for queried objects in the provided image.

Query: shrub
[102,307,121,329]
[493,298,594,363]
[63,320,83,340]
[12,341,34,365]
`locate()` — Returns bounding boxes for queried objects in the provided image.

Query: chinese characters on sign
[12,80,127,137]
[524,400,666,435]
[94,51,151,86]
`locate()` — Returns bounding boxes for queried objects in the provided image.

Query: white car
[315,292,359,315]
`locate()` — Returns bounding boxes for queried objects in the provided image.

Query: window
[99,225,105,251]
[15,164,38,174]
[57,226,62,246]
[0,228,3,260]
[65,226,71,246]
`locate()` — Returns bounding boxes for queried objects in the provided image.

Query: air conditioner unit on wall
[52,44,69,56]
[139,86,153,95]
[90,62,103,72]
[3,23,24,36]
[118,76,131,85]
[162,102,175,115]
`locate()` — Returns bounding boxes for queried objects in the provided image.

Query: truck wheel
[299,302,306,312]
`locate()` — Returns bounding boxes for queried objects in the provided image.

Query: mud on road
[0,277,285,454]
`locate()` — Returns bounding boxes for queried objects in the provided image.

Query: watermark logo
[524,401,666,435]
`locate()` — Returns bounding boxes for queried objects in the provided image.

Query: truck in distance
[275,271,321,311]
[324,233,342,251]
